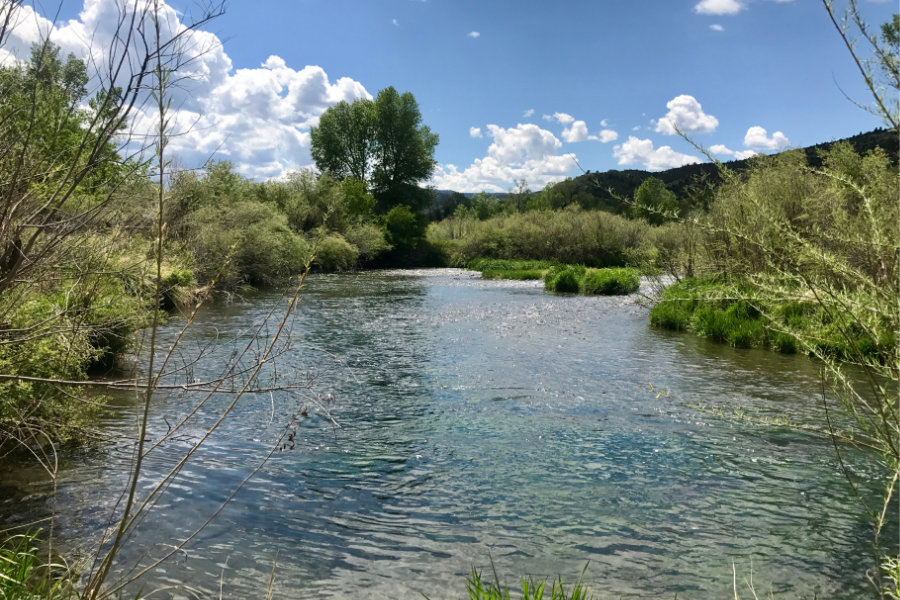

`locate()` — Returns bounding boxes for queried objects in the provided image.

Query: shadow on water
[0,269,894,599]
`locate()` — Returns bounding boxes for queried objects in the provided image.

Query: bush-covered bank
[429,208,657,268]
[0,231,199,442]
[0,44,439,448]
[0,156,455,445]
[645,139,899,591]
[645,143,899,361]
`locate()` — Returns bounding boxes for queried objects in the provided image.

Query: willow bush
[429,207,653,267]
[185,200,309,289]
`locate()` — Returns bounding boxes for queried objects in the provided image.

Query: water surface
[1,269,893,599]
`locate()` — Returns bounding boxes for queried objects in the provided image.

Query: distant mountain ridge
[434,128,898,215]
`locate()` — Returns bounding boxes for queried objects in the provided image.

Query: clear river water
[1,269,895,599]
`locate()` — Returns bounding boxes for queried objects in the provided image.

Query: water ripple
[1,269,894,600]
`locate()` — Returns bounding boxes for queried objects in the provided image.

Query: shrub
[580,268,640,295]
[79,274,154,368]
[544,265,586,293]
[344,223,390,261]
[160,266,197,310]
[384,204,426,250]
[186,200,309,289]
[430,208,653,267]
[313,233,358,272]
[0,292,102,440]
[239,221,309,286]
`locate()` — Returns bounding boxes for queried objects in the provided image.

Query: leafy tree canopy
[310,86,438,212]
[632,176,678,225]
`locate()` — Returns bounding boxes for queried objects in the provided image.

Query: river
[0,269,894,599]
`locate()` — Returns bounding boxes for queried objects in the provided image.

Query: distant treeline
[429,128,899,221]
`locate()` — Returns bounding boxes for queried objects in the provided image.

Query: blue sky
[5,0,897,191]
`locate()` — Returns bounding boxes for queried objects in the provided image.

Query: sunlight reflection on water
[0,269,893,599]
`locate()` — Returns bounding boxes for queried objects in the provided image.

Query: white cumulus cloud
[523,108,535,118]
[743,126,790,150]
[468,31,480,38]
[561,120,598,143]
[431,123,576,192]
[599,129,619,143]
[710,144,757,159]
[470,127,483,138]
[486,123,562,163]
[656,95,719,135]
[710,24,724,31]
[612,137,701,171]
[694,0,744,15]
[2,0,371,179]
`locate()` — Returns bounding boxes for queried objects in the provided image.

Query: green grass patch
[468,258,557,273]
[651,279,777,350]
[649,278,895,361]
[481,269,546,280]
[0,530,75,600]
[544,265,586,293]
[648,299,693,331]
[467,258,558,282]
[580,268,640,295]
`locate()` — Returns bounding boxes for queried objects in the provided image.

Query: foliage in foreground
[0,530,74,600]
[651,139,900,590]
[464,565,594,600]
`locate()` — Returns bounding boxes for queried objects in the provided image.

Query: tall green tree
[371,87,439,194]
[632,176,678,225]
[309,99,376,182]
[310,86,438,211]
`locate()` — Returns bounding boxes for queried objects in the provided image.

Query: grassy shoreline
[649,277,896,362]
[466,259,641,296]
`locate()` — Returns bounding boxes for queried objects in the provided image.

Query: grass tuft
[0,530,75,600]
[579,268,640,295]
[465,563,594,600]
